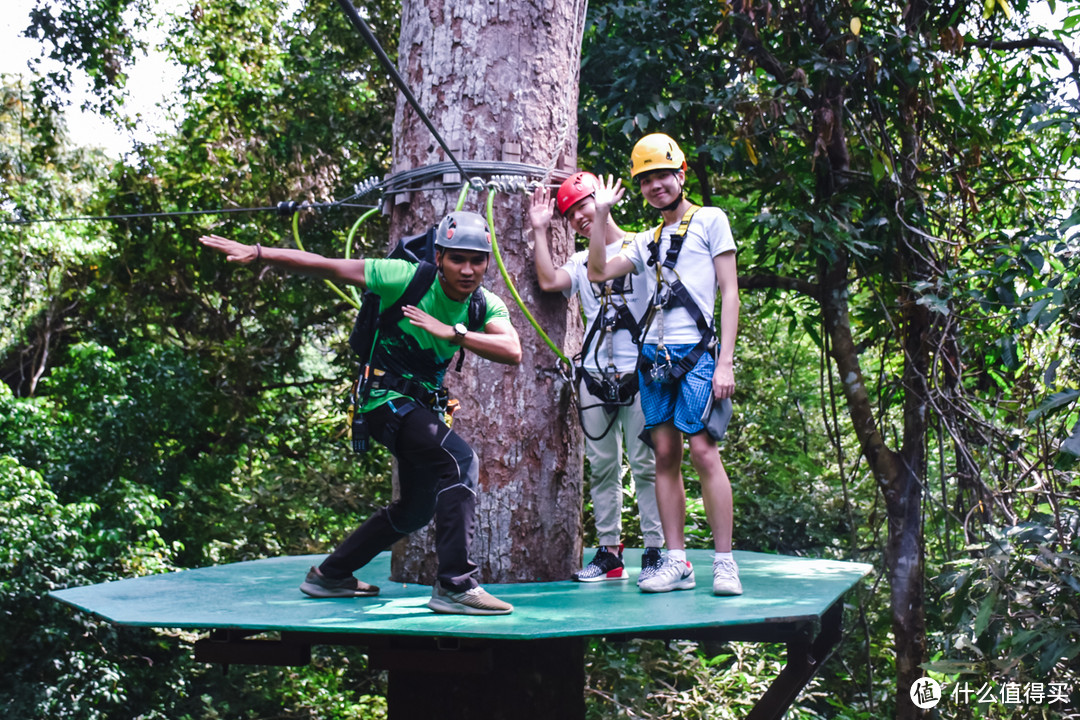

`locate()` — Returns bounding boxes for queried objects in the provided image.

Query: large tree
[383,0,587,583]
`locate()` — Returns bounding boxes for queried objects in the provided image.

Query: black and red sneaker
[573,545,628,582]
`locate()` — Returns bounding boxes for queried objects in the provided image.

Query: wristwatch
[451,322,468,345]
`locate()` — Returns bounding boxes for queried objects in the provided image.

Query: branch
[739,273,820,299]
[969,36,1078,69]
[969,36,1080,94]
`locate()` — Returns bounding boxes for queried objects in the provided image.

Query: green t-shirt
[361,258,510,412]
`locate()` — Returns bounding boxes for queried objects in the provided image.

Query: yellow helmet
[630,133,687,179]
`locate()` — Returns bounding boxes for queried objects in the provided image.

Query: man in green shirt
[199,211,522,615]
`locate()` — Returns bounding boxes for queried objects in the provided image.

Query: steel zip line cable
[334,0,478,188]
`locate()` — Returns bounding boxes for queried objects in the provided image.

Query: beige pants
[579,383,663,549]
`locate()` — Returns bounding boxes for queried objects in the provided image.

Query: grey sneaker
[299,566,380,598]
[427,584,513,615]
[638,554,696,593]
[637,547,663,586]
[712,557,743,596]
[574,545,628,582]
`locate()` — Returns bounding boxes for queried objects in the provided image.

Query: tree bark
[388,0,586,583]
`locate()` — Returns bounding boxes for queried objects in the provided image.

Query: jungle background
[1,0,1078,718]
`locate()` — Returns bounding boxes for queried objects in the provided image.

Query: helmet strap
[659,188,685,213]
[659,172,685,212]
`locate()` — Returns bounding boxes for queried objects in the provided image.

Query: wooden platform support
[188,603,846,719]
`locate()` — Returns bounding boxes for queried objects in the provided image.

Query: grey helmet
[435,211,492,253]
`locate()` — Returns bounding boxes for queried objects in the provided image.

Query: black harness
[573,239,645,440]
[349,262,485,453]
[637,205,717,385]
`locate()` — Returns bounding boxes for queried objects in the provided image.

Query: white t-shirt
[621,206,736,345]
[562,240,650,374]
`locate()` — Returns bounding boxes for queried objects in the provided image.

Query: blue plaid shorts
[638,343,715,434]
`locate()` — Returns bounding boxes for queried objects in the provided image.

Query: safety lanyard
[579,236,639,377]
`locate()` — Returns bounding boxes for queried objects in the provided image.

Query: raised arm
[529,185,573,293]
[586,175,635,283]
[198,234,367,288]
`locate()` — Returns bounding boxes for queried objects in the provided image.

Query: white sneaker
[712,557,743,596]
[638,554,696,593]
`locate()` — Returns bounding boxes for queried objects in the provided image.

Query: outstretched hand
[528,184,555,231]
[593,174,625,213]
[199,234,259,265]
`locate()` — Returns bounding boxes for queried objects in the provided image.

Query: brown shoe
[299,566,379,598]
[427,584,512,615]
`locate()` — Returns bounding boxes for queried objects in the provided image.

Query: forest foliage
[1,0,1079,718]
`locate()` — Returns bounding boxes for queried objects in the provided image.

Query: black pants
[320,399,480,592]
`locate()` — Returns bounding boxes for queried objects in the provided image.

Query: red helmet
[556,171,599,215]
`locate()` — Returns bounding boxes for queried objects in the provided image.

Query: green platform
[51,550,867,638]
[51,550,871,719]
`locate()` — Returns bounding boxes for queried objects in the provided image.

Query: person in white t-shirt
[529,172,664,584]
[585,134,743,597]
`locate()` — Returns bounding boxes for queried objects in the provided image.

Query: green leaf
[1059,420,1080,458]
[973,591,997,636]
[1024,296,1051,325]
[1027,389,1080,423]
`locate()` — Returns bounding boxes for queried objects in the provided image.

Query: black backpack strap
[349,261,438,362]
[353,260,439,409]
[466,288,487,331]
[377,260,438,335]
[379,261,482,374]
[453,288,488,371]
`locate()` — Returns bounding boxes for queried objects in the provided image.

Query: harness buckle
[602,374,621,402]
[431,387,450,415]
[648,349,674,384]
[656,287,673,308]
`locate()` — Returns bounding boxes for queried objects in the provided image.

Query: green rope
[343,206,381,306]
[454,183,470,212]
[291,211,362,311]
[283,188,569,367]
[485,188,570,366]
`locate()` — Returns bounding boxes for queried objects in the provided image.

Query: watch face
[454,323,468,335]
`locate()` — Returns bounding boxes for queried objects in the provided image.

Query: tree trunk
[814,71,931,717]
[820,253,928,720]
[387,0,586,584]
